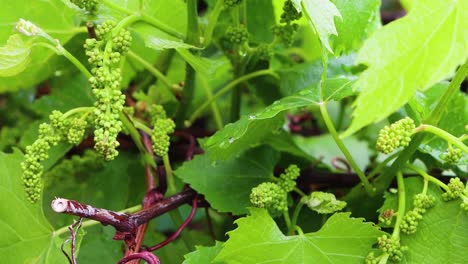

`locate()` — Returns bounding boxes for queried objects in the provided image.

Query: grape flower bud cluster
[376,117,415,154]
[249,164,300,216]
[21,110,90,202]
[70,0,99,13]
[273,0,302,46]
[84,20,132,160]
[149,105,175,157]
[400,193,435,235]
[442,146,463,165]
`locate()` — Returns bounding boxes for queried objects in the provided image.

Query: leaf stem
[289,201,304,235]
[392,171,405,240]
[200,76,224,129]
[414,124,468,153]
[163,154,176,195]
[33,42,92,78]
[175,0,200,126]
[406,164,449,192]
[186,69,278,126]
[127,51,174,90]
[203,0,224,46]
[119,113,157,168]
[426,60,468,124]
[319,103,374,194]
[366,152,400,180]
[62,107,94,119]
[101,0,184,39]
[283,210,292,231]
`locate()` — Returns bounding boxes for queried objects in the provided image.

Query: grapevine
[1,1,467,263]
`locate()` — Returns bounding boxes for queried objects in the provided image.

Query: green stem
[175,0,200,126]
[366,152,400,180]
[140,14,185,39]
[62,107,94,119]
[422,177,429,195]
[406,164,450,192]
[426,60,468,125]
[203,0,224,46]
[293,187,307,197]
[319,103,374,194]
[392,171,405,240]
[127,51,174,90]
[289,202,304,235]
[230,84,242,122]
[185,0,200,45]
[283,211,292,231]
[200,76,224,129]
[415,124,468,153]
[60,47,93,78]
[55,204,142,236]
[101,0,184,39]
[163,155,176,195]
[34,42,92,78]
[113,14,141,35]
[134,120,153,135]
[186,69,278,126]
[294,225,304,236]
[119,112,157,168]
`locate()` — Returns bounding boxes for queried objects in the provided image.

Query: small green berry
[225,25,249,45]
[442,177,465,201]
[442,146,463,165]
[280,0,302,23]
[278,164,300,192]
[376,117,415,154]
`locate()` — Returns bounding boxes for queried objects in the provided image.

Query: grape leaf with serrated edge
[214,208,384,263]
[343,0,468,137]
[175,146,278,215]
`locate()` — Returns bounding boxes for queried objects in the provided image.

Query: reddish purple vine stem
[118,252,160,264]
[146,195,198,251]
[51,189,197,232]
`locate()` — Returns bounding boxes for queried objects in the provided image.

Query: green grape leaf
[32,74,94,116]
[263,130,314,163]
[323,76,357,101]
[379,177,468,263]
[215,208,384,263]
[176,49,228,78]
[97,0,186,35]
[246,0,275,43]
[293,133,371,172]
[292,0,341,53]
[0,34,31,77]
[174,146,278,215]
[276,60,323,96]
[133,24,197,50]
[418,86,468,164]
[0,0,80,92]
[0,150,76,263]
[183,241,224,264]
[331,0,380,54]
[202,88,320,160]
[343,0,468,137]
